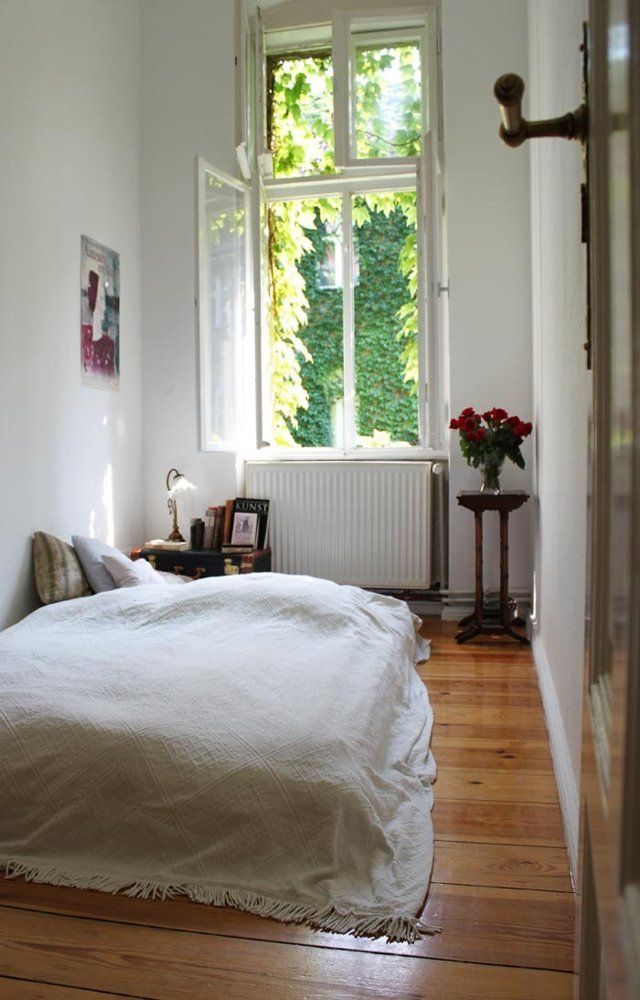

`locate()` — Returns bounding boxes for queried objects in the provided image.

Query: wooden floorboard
[0,910,576,999]
[433,737,554,772]
[433,799,566,846]
[0,619,575,998]
[0,979,132,999]
[423,661,537,680]
[432,842,573,892]
[436,767,559,803]
[427,677,544,705]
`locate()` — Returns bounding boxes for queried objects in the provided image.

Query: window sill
[243,447,448,463]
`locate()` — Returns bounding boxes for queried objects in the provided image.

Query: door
[578,1,640,997]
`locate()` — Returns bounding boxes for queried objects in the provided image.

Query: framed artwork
[230,511,258,547]
[80,235,120,388]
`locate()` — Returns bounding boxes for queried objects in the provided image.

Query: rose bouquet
[450,406,532,493]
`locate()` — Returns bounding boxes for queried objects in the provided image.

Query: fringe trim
[2,859,441,943]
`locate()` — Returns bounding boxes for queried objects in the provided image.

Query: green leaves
[352,203,371,228]
[268,50,422,448]
[354,42,422,159]
[270,55,335,178]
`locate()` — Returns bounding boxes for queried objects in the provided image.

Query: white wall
[442,0,533,599]
[140,0,240,539]
[0,0,143,627]
[528,0,588,872]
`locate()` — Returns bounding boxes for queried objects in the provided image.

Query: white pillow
[72,535,119,592]
[157,571,191,585]
[102,552,165,588]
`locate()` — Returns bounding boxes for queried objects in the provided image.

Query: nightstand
[455,491,529,645]
[134,547,272,580]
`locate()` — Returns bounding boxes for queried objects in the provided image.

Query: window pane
[268,197,344,447]
[353,39,422,159]
[269,54,334,177]
[203,171,246,445]
[352,191,419,447]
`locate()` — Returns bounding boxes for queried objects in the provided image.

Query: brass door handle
[494,73,587,147]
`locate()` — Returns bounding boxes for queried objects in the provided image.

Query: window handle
[494,73,587,147]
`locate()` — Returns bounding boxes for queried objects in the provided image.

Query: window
[197,160,253,450]
[198,1,444,456]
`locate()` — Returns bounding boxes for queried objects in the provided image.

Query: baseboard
[408,601,443,617]
[441,590,531,622]
[531,625,580,883]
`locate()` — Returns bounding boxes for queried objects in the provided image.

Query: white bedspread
[0,573,435,941]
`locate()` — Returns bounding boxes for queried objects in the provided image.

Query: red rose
[450,418,460,429]
[513,420,531,438]
[460,406,475,417]
[476,427,487,441]
[492,407,508,422]
[466,430,478,443]
[482,410,493,422]
[461,417,476,433]
[507,415,520,426]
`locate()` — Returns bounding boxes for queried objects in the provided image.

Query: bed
[0,572,436,942]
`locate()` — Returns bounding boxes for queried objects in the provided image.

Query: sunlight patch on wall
[102,464,115,546]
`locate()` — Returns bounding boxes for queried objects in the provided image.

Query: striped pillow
[33,532,92,604]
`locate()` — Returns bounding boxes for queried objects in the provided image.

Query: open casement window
[251,1,444,456]
[197,157,254,451]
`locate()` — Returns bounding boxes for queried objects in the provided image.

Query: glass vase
[479,454,504,494]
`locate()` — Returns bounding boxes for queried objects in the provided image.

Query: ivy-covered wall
[290,207,419,447]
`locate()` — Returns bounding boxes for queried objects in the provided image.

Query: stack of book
[202,505,226,550]
[190,498,270,553]
[143,538,190,552]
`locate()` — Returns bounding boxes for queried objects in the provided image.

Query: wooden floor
[0,621,575,999]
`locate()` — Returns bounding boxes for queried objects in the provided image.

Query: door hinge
[581,182,589,244]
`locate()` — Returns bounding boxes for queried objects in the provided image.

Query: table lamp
[166,468,197,542]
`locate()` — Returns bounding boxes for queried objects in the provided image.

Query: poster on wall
[80,235,120,389]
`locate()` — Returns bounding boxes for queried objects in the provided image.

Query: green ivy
[268,51,422,448]
[291,206,419,447]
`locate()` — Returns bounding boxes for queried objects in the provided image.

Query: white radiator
[245,461,433,589]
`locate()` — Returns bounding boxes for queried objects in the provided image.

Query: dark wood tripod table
[456,491,530,645]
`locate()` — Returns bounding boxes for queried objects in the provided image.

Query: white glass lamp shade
[168,475,197,499]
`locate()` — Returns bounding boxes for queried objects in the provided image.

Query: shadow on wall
[9,537,38,628]
[4,405,128,630]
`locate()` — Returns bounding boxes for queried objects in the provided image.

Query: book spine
[212,506,223,550]
[260,507,270,549]
[195,519,205,550]
[190,518,203,549]
[223,499,234,544]
[203,507,215,549]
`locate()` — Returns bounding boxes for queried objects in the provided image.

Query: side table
[456,491,529,644]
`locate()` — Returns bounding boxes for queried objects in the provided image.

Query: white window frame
[224,0,446,461]
[333,10,429,169]
[196,156,255,452]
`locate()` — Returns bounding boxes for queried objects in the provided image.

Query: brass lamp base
[166,525,186,543]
